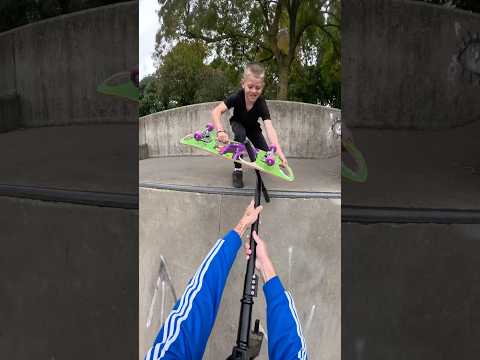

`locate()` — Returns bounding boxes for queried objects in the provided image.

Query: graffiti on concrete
[456,31,480,85]
[288,246,294,289]
[304,304,317,335]
[354,338,366,360]
[146,255,178,328]
[331,113,369,183]
[330,114,342,139]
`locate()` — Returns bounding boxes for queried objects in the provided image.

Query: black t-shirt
[224,89,271,130]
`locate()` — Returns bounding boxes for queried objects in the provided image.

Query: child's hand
[217,131,230,143]
[279,152,288,167]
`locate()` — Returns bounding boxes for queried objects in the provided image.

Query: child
[211,63,288,188]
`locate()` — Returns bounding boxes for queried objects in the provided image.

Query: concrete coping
[140,101,341,159]
[140,181,341,199]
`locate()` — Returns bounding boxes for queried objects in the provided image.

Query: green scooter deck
[181,131,295,182]
[97,71,139,102]
[342,139,368,183]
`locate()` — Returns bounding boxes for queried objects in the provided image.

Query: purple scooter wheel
[206,123,214,131]
[194,131,203,141]
[266,157,275,166]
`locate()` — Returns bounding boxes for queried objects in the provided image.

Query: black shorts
[230,120,268,151]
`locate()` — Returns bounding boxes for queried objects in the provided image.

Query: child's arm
[211,102,229,143]
[264,120,288,166]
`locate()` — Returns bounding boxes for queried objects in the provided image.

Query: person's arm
[246,232,308,360]
[211,101,230,143]
[146,201,262,360]
[145,230,240,360]
[264,276,308,360]
[211,102,228,133]
[264,120,288,166]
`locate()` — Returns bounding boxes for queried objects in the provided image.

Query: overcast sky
[139,0,161,79]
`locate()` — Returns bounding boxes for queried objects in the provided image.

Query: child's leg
[246,127,269,152]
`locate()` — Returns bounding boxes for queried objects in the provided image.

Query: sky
[139,0,161,80]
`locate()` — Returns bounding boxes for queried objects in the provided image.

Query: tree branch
[269,0,284,59]
[287,0,302,63]
[183,29,231,43]
[257,0,270,25]
[258,53,274,63]
[183,27,271,54]
[318,26,340,57]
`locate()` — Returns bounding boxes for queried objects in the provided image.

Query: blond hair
[243,63,265,81]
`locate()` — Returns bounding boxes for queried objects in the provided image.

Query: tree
[194,66,235,103]
[139,40,239,115]
[139,75,164,116]
[157,41,208,107]
[156,0,340,100]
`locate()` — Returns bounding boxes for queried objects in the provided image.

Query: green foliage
[139,75,164,117]
[288,2,341,107]
[157,41,208,107]
[155,0,341,100]
[193,67,234,103]
[140,41,240,115]
[140,0,342,115]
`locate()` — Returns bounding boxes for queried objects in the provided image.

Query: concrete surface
[341,120,480,358]
[0,93,20,132]
[0,1,138,127]
[140,101,341,158]
[0,124,138,194]
[0,195,138,360]
[342,222,480,360]
[343,0,480,129]
[0,31,15,94]
[341,2,480,359]
[0,4,139,359]
[0,122,139,359]
[342,120,480,210]
[139,147,341,360]
[140,188,341,360]
[140,156,340,195]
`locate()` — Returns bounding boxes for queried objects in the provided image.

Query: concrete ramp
[139,155,341,360]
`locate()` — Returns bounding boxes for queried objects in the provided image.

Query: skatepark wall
[140,190,341,360]
[343,222,480,359]
[343,0,480,129]
[0,93,21,133]
[0,195,138,358]
[139,101,341,159]
[0,1,137,128]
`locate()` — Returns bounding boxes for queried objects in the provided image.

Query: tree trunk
[277,64,289,100]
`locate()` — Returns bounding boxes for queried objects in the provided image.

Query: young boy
[211,63,288,188]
